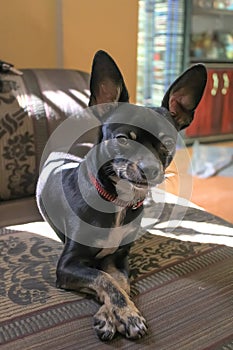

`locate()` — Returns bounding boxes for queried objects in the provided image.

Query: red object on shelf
[154,53,161,61]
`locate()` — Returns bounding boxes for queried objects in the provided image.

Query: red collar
[88,173,145,210]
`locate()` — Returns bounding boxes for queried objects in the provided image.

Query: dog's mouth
[112,161,165,189]
[129,180,148,189]
[128,176,165,189]
[109,174,148,188]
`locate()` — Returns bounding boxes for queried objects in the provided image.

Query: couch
[0,68,90,227]
[1,68,233,349]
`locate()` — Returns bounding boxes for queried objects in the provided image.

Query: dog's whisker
[165,172,175,178]
[164,173,176,187]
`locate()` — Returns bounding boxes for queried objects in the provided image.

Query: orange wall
[0,0,139,101]
[62,0,139,102]
[0,0,57,68]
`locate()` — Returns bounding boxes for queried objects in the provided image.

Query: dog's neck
[88,172,145,210]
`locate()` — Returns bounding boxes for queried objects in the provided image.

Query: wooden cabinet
[186,68,233,139]
[186,1,233,140]
[221,69,233,133]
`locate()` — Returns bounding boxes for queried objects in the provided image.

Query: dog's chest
[95,209,136,259]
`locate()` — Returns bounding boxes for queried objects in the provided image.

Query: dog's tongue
[115,179,135,202]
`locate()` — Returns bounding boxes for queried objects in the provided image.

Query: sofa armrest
[0,69,90,202]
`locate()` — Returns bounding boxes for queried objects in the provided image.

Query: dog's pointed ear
[88,50,129,106]
[161,64,207,130]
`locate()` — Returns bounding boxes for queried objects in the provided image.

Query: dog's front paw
[93,305,116,341]
[113,303,148,340]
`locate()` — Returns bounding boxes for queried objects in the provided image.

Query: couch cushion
[1,217,233,349]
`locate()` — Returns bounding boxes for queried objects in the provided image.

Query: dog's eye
[116,134,129,145]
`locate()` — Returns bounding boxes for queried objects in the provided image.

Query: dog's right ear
[88,50,129,106]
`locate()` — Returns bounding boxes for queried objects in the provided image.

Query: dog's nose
[138,162,162,181]
[142,166,159,180]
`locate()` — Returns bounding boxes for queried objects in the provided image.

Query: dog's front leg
[56,246,147,341]
[100,248,131,295]
[92,272,147,341]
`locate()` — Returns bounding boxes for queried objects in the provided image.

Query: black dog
[37,50,207,341]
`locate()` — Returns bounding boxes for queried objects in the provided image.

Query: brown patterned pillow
[0,69,90,201]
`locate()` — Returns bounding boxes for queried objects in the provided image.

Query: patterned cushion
[1,222,233,348]
[0,69,90,200]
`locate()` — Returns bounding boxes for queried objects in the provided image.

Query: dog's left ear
[161,64,207,130]
[89,50,129,106]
